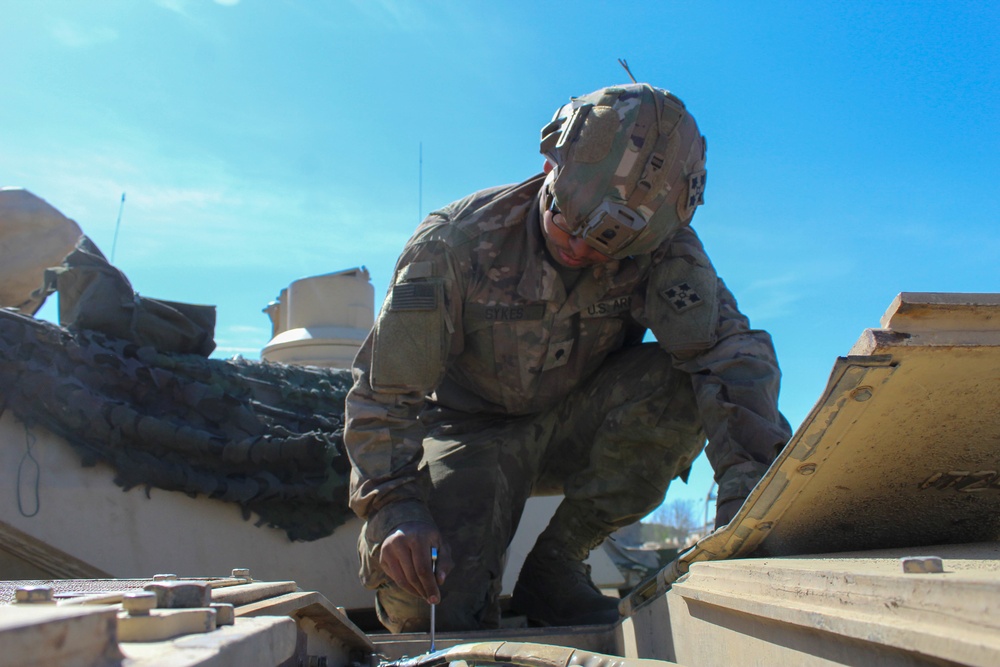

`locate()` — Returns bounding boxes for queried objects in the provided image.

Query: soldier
[344,83,791,631]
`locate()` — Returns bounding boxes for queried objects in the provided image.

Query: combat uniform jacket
[345,174,791,544]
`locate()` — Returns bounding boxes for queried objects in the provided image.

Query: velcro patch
[398,261,434,282]
[390,283,437,311]
[662,283,703,312]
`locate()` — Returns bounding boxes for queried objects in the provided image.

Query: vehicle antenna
[110,192,126,263]
[618,58,638,83]
[703,482,718,532]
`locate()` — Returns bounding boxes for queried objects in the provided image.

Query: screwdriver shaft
[430,547,438,653]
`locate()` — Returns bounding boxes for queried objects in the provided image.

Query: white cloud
[0,132,407,275]
[154,0,189,15]
[50,21,118,48]
[345,0,432,31]
[736,259,851,324]
[229,324,267,334]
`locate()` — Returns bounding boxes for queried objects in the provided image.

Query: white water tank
[261,267,374,368]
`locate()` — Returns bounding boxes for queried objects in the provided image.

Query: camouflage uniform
[344,173,791,631]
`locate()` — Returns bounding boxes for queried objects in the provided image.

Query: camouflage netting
[0,308,354,541]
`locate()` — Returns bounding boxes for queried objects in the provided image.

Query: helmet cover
[539,83,707,259]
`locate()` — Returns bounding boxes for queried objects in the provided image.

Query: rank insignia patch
[662,283,703,312]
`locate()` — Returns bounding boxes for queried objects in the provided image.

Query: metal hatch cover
[622,293,1000,613]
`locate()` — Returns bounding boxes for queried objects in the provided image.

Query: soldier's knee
[374,573,500,633]
[375,584,430,633]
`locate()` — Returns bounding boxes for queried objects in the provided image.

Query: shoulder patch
[661,283,703,312]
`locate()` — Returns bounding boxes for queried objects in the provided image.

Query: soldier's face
[541,207,613,269]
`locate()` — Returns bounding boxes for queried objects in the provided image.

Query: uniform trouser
[361,343,705,632]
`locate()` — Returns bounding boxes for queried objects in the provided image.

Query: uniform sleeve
[644,228,792,506]
[343,233,465,545]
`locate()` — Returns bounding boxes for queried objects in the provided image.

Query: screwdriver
[430,547,438,653]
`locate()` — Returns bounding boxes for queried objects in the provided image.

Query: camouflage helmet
[539,83,707,259]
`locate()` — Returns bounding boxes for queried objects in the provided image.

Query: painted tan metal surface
[261,267,375,368]
[237,590,376,667]
[622,292,1000,608]
[117,607,218,642]
[0,604,122,667]
[0,577,365,666]
[118,616,298,666]
[616,293,1000,667]
[622,542,1000,667]
[0,188,83,314]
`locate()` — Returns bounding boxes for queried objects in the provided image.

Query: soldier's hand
[380,521,453,604]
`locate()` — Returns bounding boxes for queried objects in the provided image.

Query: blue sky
[2,0,997,515]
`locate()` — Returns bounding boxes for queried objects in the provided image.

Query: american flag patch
[390,283,437,311]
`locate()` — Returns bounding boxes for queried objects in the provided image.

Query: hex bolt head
[15,586,54,604]
[231,568,251,580]
[123,591,158,616]
[901,556,944,573]
[211,603,236,626]
[851,387,873,402]
[797,463,817,475]
[144,581,212,609]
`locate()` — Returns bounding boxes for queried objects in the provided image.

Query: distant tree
[646,499,699,542]
[640,522,671,544]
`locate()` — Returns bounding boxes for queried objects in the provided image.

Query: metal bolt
[15,586,54,604]
[123,591,157,616]
[901,556,944,574]
[153,574,178,581]
[797,463,817,475]
[144,581,211,609]
[211,603,235,626]
[851,387,873,402]
[231,568,251,580]
[757,522,773,531]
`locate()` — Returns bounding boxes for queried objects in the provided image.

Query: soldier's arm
[344,235,465,545]
[644,228,792,522]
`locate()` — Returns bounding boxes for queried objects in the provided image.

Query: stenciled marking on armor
[467,304,546,321]
[918,470,1000,493]
[390,283,437,311]
[584,296,632,317]
[662,283,703,312]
